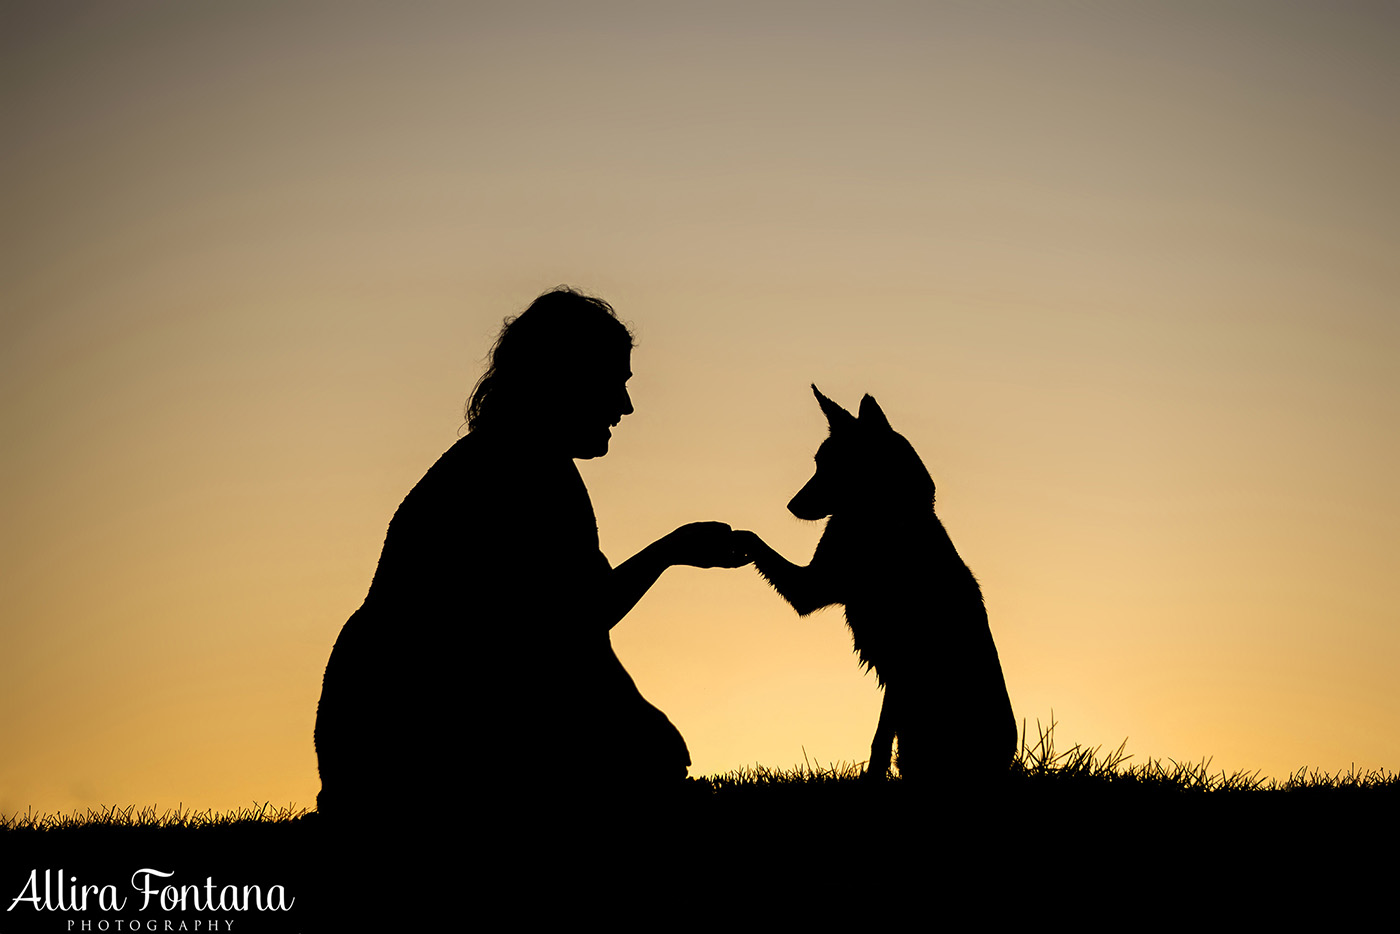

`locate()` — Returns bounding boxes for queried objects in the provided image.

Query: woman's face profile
[554,348,633,459]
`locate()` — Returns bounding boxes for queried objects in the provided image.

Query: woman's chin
[572,428,612,459]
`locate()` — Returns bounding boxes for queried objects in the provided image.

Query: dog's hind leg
[864,688,897,780]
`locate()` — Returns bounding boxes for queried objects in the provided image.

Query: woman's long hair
[466,287,634,433]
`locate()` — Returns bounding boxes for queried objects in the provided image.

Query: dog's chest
[818,513,978,667]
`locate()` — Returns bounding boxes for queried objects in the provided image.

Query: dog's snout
[787,479,831,521]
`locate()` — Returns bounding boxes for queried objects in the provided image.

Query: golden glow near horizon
[2,3,1397,815]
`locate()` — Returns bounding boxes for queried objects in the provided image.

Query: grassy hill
[3,722,1395,930]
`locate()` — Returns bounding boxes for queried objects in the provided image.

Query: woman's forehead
[597,347,632,376]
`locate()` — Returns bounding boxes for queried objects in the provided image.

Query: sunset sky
[3,2,1396,816]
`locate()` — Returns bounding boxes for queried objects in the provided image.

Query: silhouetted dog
[738,387,1016,781]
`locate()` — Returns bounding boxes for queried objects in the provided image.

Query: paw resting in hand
[730,530,771,565]
[667,522,752,568]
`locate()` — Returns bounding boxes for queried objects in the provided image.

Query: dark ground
[2,776,1396,931]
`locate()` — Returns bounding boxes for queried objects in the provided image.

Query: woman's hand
[663,522,754,568]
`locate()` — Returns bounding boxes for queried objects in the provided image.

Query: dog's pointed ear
[812,384,856,432]
[858,394,891,431]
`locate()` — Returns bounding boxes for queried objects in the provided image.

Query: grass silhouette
[1008,715,1398,794]
[705,716,1399,797]
[1,800,309,832]
[4,718,1396,833]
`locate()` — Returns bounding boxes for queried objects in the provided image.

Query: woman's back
[314,429,688,814]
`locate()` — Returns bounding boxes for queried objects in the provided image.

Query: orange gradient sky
[3,2,1397,815]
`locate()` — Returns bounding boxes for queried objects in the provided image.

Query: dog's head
[787,385,936,520]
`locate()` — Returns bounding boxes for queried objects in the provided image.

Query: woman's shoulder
[426,429,570,482]
[397,430,581,515]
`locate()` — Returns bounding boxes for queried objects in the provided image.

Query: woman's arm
[602,522,750,629]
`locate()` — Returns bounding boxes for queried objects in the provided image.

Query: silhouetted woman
[314,288,747,815]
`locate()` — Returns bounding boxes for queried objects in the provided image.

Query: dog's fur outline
[743,386,1016,781]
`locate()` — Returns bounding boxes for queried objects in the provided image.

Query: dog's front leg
[735,531,839,616]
